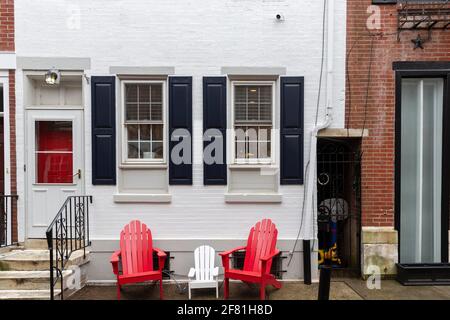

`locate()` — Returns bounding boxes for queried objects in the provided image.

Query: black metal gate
[317,138,362,274]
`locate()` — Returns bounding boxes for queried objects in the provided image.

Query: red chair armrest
[219,246,246,257]
[153,247,167,257]
[260,249,280,276]
[110,250,121,275]
[260,249,280,262]
[153,247,167,273]
[219,246,246,272]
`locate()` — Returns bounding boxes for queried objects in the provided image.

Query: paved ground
[68,279,450,300]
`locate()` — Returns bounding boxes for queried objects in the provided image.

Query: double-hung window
[232,82,274,164]
[123,81,165,163]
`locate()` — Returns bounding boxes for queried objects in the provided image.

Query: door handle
[73,169,81,179]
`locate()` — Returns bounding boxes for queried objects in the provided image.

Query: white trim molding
[0,52,16,69]
[110,66,175,76]
[113,193,172,203]
[17,57,91,70]
[221,66,286,76]
[224,193,282,203]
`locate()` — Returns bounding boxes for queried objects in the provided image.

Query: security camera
[275,14,284,21]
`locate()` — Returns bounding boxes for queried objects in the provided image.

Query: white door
[26,109,84,238]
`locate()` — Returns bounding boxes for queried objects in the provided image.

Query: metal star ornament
[411,34,425,50]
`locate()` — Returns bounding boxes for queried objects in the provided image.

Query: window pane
[259,127,271,141]
[125,84,138,103]
[235,103,247,121]
[260,86,272,104]
[152,142,163,159]
[248,87,258,105]
[140,124,150,141]
[35,121,73,183]
[128,142,138,159]
[235,86,247,104]
[247,141,257,159]
[127,124,138,141]
[151,84,163,103]
[152,124,163,140]
[234,85,272,123]
[400,78,443,264]
[138,84,150,103]
[37,153,73,183]
[235,140,246,159]
[151,103,163,121]
[234,125,272,161]
[258,142,271,158]
[248,102,259,121]
[246,126,258,141]
[235,126,246,141]
[138,103,151,120]
[140,142,151,159]
[36,121,72,152]
[126,103,138,121]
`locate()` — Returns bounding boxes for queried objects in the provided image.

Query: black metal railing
[46,195,92,300]
[0,195,19,248]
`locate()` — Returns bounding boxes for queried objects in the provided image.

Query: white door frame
[25,108,85,238]
[0,72,12,244]
[0,71,12,196]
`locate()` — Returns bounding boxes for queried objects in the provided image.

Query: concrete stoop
[0,245,90,300]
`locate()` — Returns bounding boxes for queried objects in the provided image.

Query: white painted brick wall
[14,0,346,241]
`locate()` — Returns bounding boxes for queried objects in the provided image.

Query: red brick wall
[0,0,14,51]
[346,1,450,227]
[1,0,16,241]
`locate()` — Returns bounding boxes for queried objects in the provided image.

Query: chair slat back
[243,219,278,274]
[120,220,153,276]
[194,245,215,281]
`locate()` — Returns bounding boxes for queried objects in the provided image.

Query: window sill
[119,163,168,170]
[113,193,172,203]
[225,193,282,203]
[229,164,278,170]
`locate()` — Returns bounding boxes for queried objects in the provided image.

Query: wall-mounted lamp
[45,69,61,85]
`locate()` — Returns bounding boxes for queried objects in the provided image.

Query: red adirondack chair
[110,220,167,300]
[219,219,282,300]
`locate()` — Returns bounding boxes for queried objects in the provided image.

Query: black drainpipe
[303,240,312,284]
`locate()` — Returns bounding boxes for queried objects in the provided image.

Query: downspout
[302,0,334,281]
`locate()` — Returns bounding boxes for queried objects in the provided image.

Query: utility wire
[288,0,327,266]
[315,0,327,126]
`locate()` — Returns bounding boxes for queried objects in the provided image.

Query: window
[399,78,444,263]
[123,81,165,163]
[232,82,274,163]
[35,121,73,183]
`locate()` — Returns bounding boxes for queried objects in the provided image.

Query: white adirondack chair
[188,245,219,299]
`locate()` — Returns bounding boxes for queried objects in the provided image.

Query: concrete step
[0,245,25,255]
[24,239,87,250]
[0,289,61,300]
[0,249,90,271]
[23,239,48,250]
[0,270,73,290]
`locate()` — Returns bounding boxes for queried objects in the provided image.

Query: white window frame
[120,80,167,165]
[231,81,276,165]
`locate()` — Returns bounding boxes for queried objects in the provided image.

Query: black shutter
[91,76,116,185]
[169,77,193,185]
[280,77,304,185]
[203,77,227,185]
